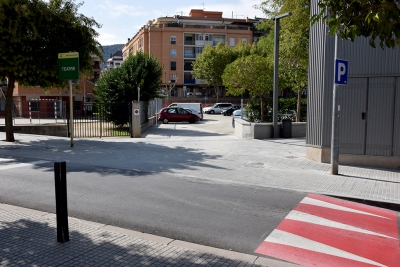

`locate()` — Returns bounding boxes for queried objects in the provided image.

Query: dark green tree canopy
[94,51,163,104]
[0,0,103,87]
[312,0,400,48]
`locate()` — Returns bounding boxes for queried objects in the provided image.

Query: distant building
[106,51,123,69]
[122,9,261,97]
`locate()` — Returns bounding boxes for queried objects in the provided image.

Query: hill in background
[100,44,124,69]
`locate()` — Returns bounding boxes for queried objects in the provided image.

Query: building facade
[122,9,260,98]
[307,0,400,169]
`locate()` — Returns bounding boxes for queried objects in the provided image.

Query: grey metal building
[306,0,400,169]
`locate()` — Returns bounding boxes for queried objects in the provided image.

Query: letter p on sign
[335,59,348,85]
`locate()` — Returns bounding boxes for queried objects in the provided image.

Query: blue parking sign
[335,59,348,85]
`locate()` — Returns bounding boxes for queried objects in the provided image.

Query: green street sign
[58,52,80,80]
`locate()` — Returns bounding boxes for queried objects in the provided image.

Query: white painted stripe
[0,158,14,162]
[0,160,49,170]
[265,229,387,267]
[301,197,391,220]
[286,210,395,239]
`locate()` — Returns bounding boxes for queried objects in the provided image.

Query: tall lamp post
[272,12,292,138]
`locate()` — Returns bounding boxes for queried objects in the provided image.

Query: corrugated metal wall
[339,78,367,155]
[365,78,396,156]
[306,0,327,148]
[394,78,400,157]
[308,0,400,159]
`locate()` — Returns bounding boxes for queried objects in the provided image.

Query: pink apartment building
[122,9,261,98]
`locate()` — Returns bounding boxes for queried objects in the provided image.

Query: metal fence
[0,100,67,125]
[73,103,131,138]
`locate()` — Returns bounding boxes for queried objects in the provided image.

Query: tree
[311,0,400,49]
[95,52,163,103]
[0,0,102,142]
[192,42,235,102]
[258,0,310,122]
[94,52,163,125]
[222,55,274,122]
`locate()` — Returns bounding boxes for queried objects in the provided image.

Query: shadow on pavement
[0,218,244,266]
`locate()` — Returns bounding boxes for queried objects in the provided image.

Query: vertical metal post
[271,12,291,138]
[273,18,280,138]
[54,101,57,123]
[54,162,63,242]
[60,162,69,241]
[29,101,32,124]
[331,34,340,175]
[69,80,74,147]
[54,162,69,243]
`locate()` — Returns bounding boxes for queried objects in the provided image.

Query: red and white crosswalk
[255,194,400,266]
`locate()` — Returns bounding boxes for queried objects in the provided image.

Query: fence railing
[73,103,131,138]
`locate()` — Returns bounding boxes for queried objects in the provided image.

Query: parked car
[203,103,233,114]
[195,92,202,96]
[186,92,194,96]
[184,108,202,119]
[158,107,200,124]
[221,106,241,116]
[168,103,203,120]
[232,109,248,128]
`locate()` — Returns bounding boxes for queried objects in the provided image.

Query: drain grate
[244,162,265,168]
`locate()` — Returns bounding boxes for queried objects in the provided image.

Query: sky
[75,0,267,46]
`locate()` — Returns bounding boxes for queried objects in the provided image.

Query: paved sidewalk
[0,203,295,267]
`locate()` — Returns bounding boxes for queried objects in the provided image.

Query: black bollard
[54,162,70,243]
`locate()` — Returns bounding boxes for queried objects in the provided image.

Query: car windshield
[212,104,218,107]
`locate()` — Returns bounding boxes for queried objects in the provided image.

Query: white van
[168,103,203,120]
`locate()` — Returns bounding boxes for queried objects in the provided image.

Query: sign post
[331,36,348,175]
[58,52,79,148]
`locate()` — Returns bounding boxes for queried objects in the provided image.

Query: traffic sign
[204,96,208,100]
[58,52,79,80]
[134,109,139,115]
[334,59,348,85]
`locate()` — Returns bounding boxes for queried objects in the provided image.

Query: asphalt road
[0,155,306,255]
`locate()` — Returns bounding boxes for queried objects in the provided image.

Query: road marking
[0,160,50,170]
[0,158,14,162]
[255,194,400,266]
[301,196,391,219]
[264,229,387,267]
[286,210,395,239]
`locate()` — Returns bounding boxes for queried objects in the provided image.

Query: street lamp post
[272,12,292,138]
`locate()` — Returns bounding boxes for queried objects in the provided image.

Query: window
[170,36,176,44]
[241,37,247,43]
[170,74,176,83]
[229,37,235,46]
[30,101,39,111]
[170,61,176,70]
[170,48,176,58]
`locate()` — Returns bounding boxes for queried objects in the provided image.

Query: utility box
[281,119,292,138]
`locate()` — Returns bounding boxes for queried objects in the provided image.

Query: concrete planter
[234,119,307,139]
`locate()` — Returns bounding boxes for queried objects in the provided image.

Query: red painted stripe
[295,203,399,239]
[307,194,397,220]
[277,219,400,266]
[255,241,381,267]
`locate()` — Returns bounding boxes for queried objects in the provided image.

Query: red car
[158,107,200,124]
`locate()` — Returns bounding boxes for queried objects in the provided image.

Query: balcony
[184,79,196,84]
[184,40,195,45]
[184,53,195,59]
